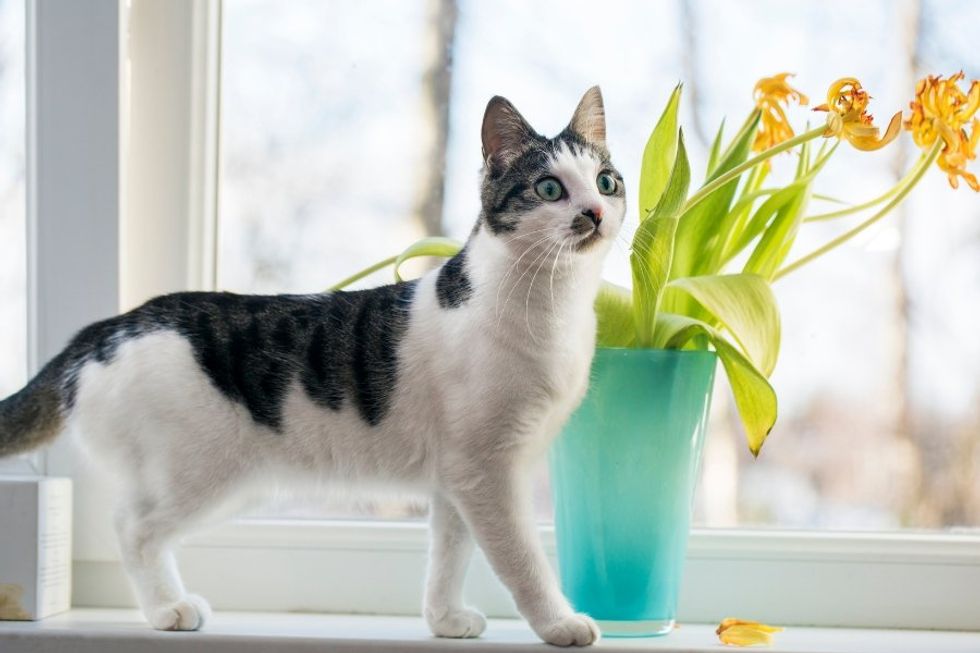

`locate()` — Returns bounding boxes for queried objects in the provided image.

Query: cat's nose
[582,208,603,228]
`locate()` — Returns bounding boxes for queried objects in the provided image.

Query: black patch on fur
[350,284,418,425]
[29,282,418,432]
[436,248,472,309]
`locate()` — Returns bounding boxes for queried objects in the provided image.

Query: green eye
[535,177,564,201]
[597,172,617,195]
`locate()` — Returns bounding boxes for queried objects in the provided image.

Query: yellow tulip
[716,617,783,647]
[752,72,809,152]
[904,71,979,191]
[814,77,901,151]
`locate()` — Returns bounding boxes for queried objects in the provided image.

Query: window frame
[23,0,980,631]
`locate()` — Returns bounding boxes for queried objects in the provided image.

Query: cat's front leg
[446,468,599,647]
[424,493,486,638]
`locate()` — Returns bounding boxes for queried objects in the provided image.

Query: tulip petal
[717,618,784,647]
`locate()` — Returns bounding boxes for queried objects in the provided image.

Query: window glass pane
[0,0,27,400]
[218,0,980,528]
[218,0,430,295]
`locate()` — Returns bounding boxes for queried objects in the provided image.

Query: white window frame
[21,0,980,631]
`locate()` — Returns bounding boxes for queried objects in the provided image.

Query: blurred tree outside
[1,0,975,529]
[217,0,979,529]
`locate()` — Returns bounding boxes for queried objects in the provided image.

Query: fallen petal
[717,618,784,647]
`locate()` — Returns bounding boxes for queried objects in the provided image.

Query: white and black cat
[0,87,625,646]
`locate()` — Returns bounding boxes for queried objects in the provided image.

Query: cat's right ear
[481,96,535,172]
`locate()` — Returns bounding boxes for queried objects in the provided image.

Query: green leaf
[656,312,777,456]
[726,144,835,268]
[393,237,463,281]
[708,162,769,272]
[730,183,801,259]
[670,110,760,282]
[631,215,679,347]
[638,84,682,220]
[631,131,690,346]
[652,129,691,218]
[705,119,725,180]
[743,187,810,280]
[595,281,635,347]
[666,273,781,376]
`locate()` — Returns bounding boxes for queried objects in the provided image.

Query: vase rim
[594,346,718,362]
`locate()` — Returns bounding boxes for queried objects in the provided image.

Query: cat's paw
[425,605,487,638]
[536,613,600,647]
[148,594,212,631]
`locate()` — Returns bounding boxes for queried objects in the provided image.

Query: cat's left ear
[568,86,606,146]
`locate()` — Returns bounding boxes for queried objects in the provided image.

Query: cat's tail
[0,356,68,458]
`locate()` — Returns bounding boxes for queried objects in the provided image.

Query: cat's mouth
[573,228,603,252]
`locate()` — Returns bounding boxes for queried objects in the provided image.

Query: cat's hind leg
[114,494,213,631]
[424,493,486,638]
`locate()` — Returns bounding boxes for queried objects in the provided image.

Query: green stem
[804,167,913,222]
[328,254,399,291]
[773,140,942,281]
[683,125,827,214]
[812,193,850,205]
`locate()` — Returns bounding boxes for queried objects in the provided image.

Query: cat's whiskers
[548,240,567,316]
[620,231,659,292]
[524,240,562,344]
[493,233,555,321]
[500,225,556,246]
[494,235,559,334]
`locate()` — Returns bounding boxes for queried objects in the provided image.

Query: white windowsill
[1,610,978,653]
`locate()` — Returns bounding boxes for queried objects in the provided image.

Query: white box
[0,477,72,620]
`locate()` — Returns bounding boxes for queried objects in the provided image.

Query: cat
[0,86,625,647]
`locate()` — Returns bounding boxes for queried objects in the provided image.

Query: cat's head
[478,86,625,258]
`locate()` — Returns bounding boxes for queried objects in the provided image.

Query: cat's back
[64,283,419,435]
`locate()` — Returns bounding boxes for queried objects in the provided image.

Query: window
[218,0,980,529]
[0,0,26,400]
[0,0,30,477]
[22,0,980,629]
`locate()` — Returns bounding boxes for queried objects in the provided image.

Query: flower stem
[328,254,399,291]
[804,168,913,222]
[773,141,942,281]
[683,125,827,214]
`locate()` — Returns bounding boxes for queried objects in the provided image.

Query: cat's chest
[491,316,595,408]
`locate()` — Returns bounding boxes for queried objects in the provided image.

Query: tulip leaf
[730,183,801,259]
[595,281,636,347]
[666,273,780,376]
[655,312,777,456]
[705,119,725,180]
[631,131,689,346]
[709,163,769,271]
[393,237,464,281]
[638,84,682,220]
[670,110,760,282]
[743,186,810,280]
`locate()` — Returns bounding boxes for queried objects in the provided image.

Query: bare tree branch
[678,0,709,148]
[891,0,928,525]
[414,0,458,237]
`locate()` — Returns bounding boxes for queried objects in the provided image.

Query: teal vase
[549,347,716,637]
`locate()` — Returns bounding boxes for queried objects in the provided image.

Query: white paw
[426,605,487,638]
[148,594,212,631]
[536,613,600,647]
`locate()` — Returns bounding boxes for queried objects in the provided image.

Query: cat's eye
[597,172,617,195]
[535,177,564,201]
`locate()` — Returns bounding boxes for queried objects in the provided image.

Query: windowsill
[1,610,978,653]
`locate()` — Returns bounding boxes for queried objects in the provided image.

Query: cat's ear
[482,96,535,171]
[568,86,606,146]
